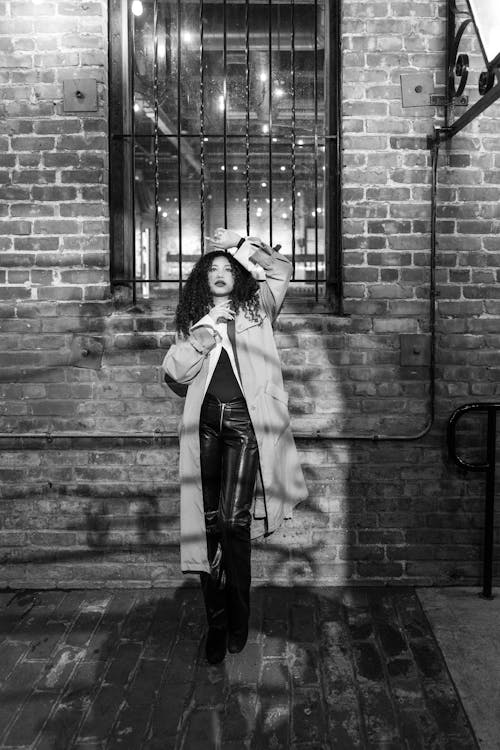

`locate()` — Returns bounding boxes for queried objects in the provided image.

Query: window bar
[200,0,205,253]
[130,0,137,304]
[223,0,228,227]
[313,0,319,301]
[153,0,160,286]
[290,0,296,274]
[177,0,183,291]
[245,0,250,236]
[268,0,273,247]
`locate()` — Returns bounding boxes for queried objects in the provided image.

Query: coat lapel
[235,310,265,333]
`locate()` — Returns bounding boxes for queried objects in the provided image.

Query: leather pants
[199,393,259,635]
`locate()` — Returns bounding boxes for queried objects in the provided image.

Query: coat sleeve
[162,327,217,385]
[233,238,292,321]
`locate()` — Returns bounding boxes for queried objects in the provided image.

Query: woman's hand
[206,228,242,250]
[208,301,235,324]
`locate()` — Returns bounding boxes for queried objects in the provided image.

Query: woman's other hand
[206,228,242,250]
[208,301,235,324]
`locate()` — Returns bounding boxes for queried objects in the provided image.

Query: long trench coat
[162,241,308,574]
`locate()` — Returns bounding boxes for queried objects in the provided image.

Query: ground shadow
[0,581,479,750]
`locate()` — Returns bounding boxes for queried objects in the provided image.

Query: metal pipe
[447,402,500,598]
[153,0,160,282]
[268,0,273,247]
[245,0,250,235]
[290,0,296,273]
[3,1,440,445]
[484,407,496,598]
[177,0,183,291]
[223,0,228,227]
[313,0,319,301]
[0,136,440,444]
[200,0,206,252]
[130,0,137,304]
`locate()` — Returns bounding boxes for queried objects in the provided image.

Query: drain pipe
[0,140,441,446]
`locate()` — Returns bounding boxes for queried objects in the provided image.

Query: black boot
[224,524,251,654]
[200,544,227,664]
[205,625,227,664]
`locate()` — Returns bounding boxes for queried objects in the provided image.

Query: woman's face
[207,255,235,299]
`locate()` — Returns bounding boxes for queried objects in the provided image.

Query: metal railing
[447,403,499,599]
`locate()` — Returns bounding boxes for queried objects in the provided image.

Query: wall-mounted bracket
[70,335,104,369]
[429,93,469,107]
[63,78,98,112]
[400,334,431,368]
[437,0,500,142]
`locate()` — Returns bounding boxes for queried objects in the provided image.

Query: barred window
[109,0,341,305]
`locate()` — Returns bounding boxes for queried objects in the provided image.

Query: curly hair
[174,251,261,336]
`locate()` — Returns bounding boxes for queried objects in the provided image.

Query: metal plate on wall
[400,74,435,107]
[63,78,97,112]
[400,334,431,367]
[70,335,104,369]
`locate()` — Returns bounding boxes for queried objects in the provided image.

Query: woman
[162,228,307,664]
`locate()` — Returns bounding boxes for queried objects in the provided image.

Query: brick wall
[1,0,499,589]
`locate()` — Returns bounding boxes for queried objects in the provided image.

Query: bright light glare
[131,0,143,16]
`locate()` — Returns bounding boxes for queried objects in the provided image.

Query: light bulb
[131,0,143,17]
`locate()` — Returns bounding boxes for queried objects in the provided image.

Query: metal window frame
[108,0,342,309]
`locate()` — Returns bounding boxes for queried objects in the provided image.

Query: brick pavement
[0,587,478,750]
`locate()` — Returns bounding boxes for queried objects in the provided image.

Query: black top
[206,347,243,402]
